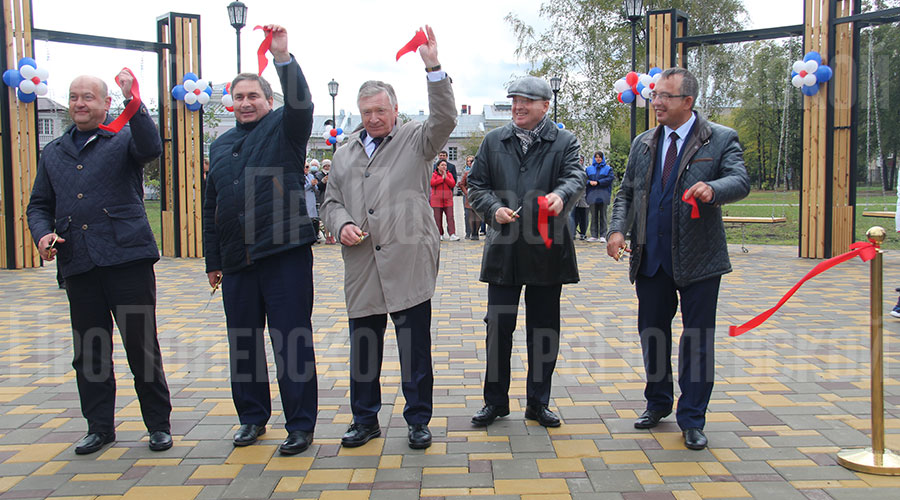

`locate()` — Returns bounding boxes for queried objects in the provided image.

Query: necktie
[372,137,384,151]
[661,131,679,186]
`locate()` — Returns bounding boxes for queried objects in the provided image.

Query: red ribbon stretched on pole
[254,25,273,76]
[682,189,700,219]
[728,241,878,336]
[98,68,141,133]
[396,29,428,61]
[537,196,553,249]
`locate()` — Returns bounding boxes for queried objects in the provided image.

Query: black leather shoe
[148,431,173,451]
[634,409,671,429]
[471,404,510,426]
[279,430,313,455]
[683,428,708,450]
[341,423,381,448]
[525,404,561,427]
[408,424,432,449]
[74,432,115,455]
[233,424,265,447]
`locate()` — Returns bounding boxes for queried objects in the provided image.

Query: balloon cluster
[614,67,662,105]
[2,58,49,103]
[791,52,833,97]
[171,73,212,111]
[322,125,346,145]
[221,83,234,112]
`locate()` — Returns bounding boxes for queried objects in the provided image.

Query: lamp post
[227,1,248,74]
[328,79,339,153]
[549,76,562,123]
[623,0,645,141]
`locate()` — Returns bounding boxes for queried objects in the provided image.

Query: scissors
[616,245,631,261]
[511,206,522,218]
[202,274,223,311]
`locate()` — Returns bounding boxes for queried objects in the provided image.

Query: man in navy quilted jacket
[203,24,317,455]
[27,69,172,455]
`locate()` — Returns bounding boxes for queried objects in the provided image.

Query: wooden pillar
[646,9,688,131]
[0,0,39,270]
[157,13,203,258]
[828,0,856,256]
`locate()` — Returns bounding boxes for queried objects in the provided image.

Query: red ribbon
[396,29,428,61]
[98,68,141,133]
[728,241,878,336]
[537,196,553,249]
[254,25,273,76]
[682,189,700,219]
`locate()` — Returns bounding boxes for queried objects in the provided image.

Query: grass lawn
[145,200,161,249]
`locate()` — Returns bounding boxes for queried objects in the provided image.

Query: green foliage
[460,130,486,158]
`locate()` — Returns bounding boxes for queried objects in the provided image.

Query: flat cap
[507,76,552,101]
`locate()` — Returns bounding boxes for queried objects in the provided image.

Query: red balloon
[194,89,201,95]
[617,93,624,103]
[799,70,807,77]
[225,82,231,93]
[329,129,338,137]
[31,76,41,85]
[625,71,639,86]
[226,106,234,112]
[631,84,639,94]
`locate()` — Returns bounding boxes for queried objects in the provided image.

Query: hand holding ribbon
[396,28,428,61]
[682,189,700,219]
[536,196,553,249]
[254,25,274,75]
[728,241,878,336]
[98,68,141,133]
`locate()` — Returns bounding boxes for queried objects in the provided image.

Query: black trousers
[348,300,433,426]
[589,202,608,238]
[483,284,561,408]
[635,271,720,430]
[222,246,318,433]
[65,261,171,434]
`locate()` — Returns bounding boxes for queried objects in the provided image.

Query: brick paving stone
[491,458,539,478]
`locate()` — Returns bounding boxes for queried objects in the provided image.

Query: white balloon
[18,79,35,93]
[197,92,210,105]
[196,80,209,92]
[221,95,233,107]
[641,87,651,99]
[35,67,49,80]
[35,82,48,95]
[183,80,197,92]
[803,73,817,86]
[636,95,646,107]
[336,133,345,142]
[613,79,629,93]
[804,60,818,74]
[791,74,804,88]
[184,92,197,105]
[19,65,36,79]
[651,73,661,83]
[792,60,805,73]
[639,74,652,86]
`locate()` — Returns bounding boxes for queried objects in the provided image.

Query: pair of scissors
[202,274,223,311]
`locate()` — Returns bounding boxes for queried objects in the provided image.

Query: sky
[31,0,804,116]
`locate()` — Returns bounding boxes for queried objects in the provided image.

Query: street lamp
[328,79,339,153]
[623,0,646,141]
[549,76,562,123]
[227,1,248,74]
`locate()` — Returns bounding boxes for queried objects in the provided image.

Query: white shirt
[660,112,697,175]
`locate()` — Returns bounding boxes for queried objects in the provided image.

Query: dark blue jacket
[204,56,315,274]
[27,103,162,278]
[585,159,614,205]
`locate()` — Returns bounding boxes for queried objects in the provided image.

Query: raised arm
[418,25,457,160]
[116,69,162,164]
[267,25,314,150]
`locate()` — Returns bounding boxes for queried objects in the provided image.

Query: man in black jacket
[203,24,317,455]
[28,70,172,455]
[467,76,584,428]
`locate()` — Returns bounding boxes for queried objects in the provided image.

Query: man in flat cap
[467,76,584,427]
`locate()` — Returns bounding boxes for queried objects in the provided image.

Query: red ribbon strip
[682,189,700,219]
[537,196,553,249]
[396,29,428,61]
[728,241,878,336]
[98,68,140,133]
[254,25,273,76]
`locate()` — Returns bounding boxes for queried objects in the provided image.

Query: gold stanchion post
[837,226,900,475]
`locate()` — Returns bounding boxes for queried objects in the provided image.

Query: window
[38,119,53,135]
[448,147,458,161]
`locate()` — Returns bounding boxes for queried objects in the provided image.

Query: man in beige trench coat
[320,25,456,450]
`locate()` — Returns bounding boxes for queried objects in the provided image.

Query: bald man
[28,70,172,455]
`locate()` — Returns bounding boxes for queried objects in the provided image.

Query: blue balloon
[183,72,199,82]
[172,85,187,100]
[791,71,798,78]
[186,101,202,111]
[648,67,662,76]
[557,122,565,129]
[17,57,36,70]
[621,89,636,103]
[204,86,213,96]
[801,83,819,96]
[2,69,22,87]
[636,82,646,94]
[814,65,833,83]
[17,88,36,102]
[335,128,343,135]
[803,51,822,65]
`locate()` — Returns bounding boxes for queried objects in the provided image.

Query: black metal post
[235,28,242,74]
[630,19,638,142]
[331,96,337,153]
[552,91,558,123]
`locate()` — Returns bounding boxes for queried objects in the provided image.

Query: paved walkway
[1,237,899,499]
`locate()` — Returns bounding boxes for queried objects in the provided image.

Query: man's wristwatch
[425,64,441,73]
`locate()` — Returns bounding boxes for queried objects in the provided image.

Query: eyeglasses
[649,91,688,101]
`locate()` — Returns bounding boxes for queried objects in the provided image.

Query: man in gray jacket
[467,76,585,428]
[607,68,750,450]
[321,25,456,450]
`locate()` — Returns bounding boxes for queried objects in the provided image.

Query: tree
[460,130,485,158]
